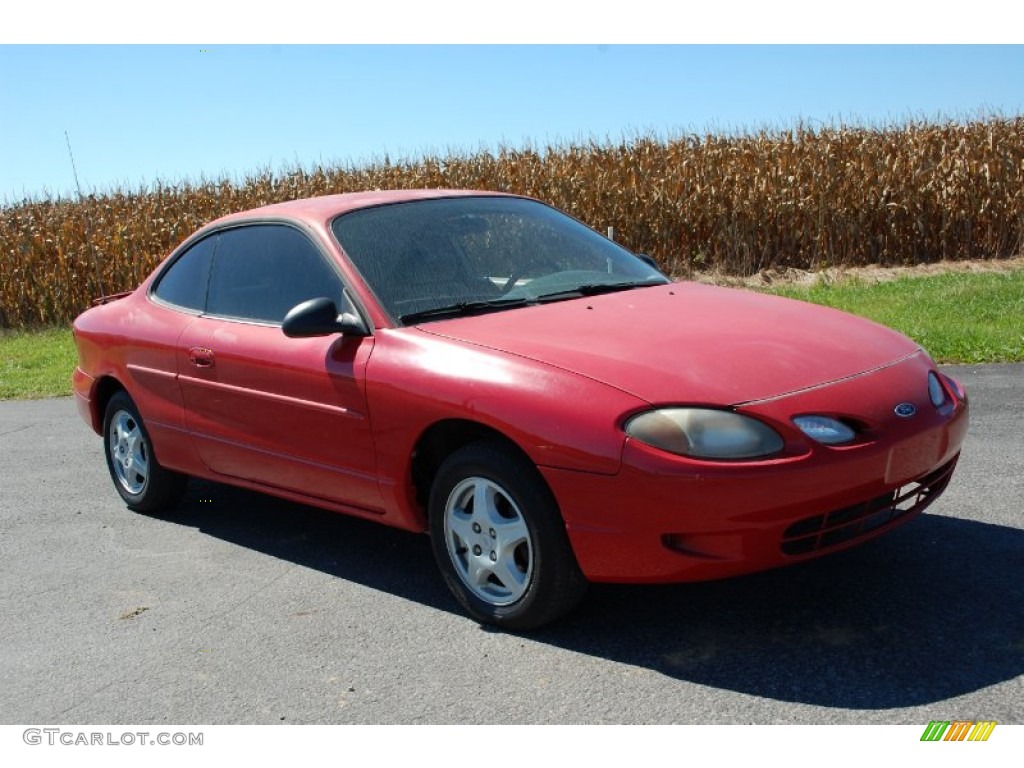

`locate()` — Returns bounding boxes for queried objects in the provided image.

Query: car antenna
[65,130,107,300]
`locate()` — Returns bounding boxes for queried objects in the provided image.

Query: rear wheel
[429,441,588,630]
[103,391,186,513]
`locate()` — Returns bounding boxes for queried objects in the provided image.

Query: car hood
[416,282,922,405]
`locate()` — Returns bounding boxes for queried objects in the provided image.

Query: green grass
[761,270,1024,364]
[0,327,77,399]
[1,269,1021,400]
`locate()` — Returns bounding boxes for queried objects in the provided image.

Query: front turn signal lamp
[625,408,785,460]
[792,415,857,445]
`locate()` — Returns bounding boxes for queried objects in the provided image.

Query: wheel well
[93,376,126,430]
[411,420,534,509]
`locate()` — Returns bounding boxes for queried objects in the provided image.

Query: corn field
[2,116,1022,327]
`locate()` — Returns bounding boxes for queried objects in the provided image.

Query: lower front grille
[781,457,958,556]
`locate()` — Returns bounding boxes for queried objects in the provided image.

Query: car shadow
[541,515,1024,710]
[158,479,1023,711]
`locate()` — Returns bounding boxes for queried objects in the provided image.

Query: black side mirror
[282,297,369,338]
[636,253,665,275]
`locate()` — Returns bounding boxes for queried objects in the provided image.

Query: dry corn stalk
[1,116,1021,327]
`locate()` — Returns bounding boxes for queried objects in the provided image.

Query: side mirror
[282,297,370,338]
[636,253,665,275]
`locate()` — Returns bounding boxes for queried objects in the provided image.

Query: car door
[129,234,215,471]
[176,222,382,514]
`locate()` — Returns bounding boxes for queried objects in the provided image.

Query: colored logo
[894,402,917,418]
[920,720,996,742]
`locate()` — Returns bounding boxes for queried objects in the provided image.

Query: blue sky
[2,43,1022,203]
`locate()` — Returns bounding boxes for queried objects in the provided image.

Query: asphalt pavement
[0,364,1021,724]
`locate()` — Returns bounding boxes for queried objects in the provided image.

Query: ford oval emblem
[894,402,917,418]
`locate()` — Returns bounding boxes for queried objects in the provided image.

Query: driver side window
[206,224,346,323]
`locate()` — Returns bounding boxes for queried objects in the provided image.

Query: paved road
[1,365,1021,724]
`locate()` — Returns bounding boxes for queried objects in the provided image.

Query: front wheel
[103,390,187,513]
[429,441,588,630]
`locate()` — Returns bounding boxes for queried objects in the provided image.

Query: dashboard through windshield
[330,196,667,325]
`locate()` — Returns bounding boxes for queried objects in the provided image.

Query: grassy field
[761,269,1024,364]
[2,266,1021,400]
[1,327,78,399]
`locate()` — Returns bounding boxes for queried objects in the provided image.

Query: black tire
[102,390,187,513]
[428,440,588,630]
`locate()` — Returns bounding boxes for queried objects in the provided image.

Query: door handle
[188,347,215,368]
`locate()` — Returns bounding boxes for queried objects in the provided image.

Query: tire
[103,390,187,513]
[428,441,588,630]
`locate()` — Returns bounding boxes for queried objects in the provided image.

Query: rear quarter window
[151,235,216,312]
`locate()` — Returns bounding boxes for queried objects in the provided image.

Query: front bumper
[542,363,969,583]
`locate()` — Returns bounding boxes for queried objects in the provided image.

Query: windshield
[330,196,668,324]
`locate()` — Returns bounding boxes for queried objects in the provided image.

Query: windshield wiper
[536,279,664,303]
[400,297,534,325]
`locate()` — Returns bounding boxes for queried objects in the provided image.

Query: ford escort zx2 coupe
[72,190,969,629]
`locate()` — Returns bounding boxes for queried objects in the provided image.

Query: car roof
[210,189,515,228]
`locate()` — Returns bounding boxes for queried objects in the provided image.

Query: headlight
[928,371,947,408]
[624,408,784,460]
[792,415,856,445]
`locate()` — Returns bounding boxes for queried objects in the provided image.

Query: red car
[72,190,969,629]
